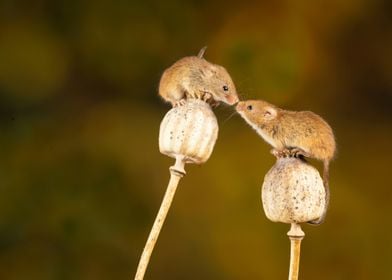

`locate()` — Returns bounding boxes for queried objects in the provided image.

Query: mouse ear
[197,46,207,58]
[264,106,277,120]
[202,67,215,78]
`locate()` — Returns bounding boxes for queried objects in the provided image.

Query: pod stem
[287,223,305,280]
[134,156,186,280]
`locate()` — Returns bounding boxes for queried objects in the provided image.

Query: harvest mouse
[159,47,239,107]
[236,99,336,225]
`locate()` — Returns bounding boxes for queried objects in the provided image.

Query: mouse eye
[247,105,253,110]
[223,85,229,91]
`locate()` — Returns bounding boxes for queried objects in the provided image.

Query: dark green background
[1,0,391,279]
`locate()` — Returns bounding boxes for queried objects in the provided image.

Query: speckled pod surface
[262,157,326,223]
[159,99,218,164]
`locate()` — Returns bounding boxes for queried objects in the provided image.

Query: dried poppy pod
[135,99,219,280]
[262,157,326,224]
[159,99,218,165]
[262,157,327,280]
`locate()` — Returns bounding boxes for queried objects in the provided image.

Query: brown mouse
[236,99,336,225]
[159,47,239,107]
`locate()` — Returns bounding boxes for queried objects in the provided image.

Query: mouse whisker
[221,110,238,125]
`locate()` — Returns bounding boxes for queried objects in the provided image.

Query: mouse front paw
[173,99,187,107]
[202,92,212,102]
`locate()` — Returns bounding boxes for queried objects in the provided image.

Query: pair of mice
[159,48,336,225]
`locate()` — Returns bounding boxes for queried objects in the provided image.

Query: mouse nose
[235,101,244,111]
[226,95,239,105]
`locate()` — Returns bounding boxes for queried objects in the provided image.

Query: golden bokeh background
[0,0,391,279]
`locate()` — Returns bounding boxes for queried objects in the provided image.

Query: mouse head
[205,64,239,105]
[236,100,278,125]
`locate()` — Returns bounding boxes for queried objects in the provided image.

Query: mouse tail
[197,46,207,58]
[307,160,330,226]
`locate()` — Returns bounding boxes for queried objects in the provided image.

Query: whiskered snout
[224,94,239,105]
[235,101,247,111]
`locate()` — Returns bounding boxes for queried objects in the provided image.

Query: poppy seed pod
[262,157,326,224]
[135,99,219,280]
[159,99,218,164]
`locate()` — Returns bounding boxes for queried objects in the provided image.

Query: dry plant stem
[287,223,305,280]
[134,157,186,280]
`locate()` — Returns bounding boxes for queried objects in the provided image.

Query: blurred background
[0,0,391,279]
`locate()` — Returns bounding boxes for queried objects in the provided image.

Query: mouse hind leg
[271,149,290,158]
[170,85,188,107]
[271,147,309,159]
